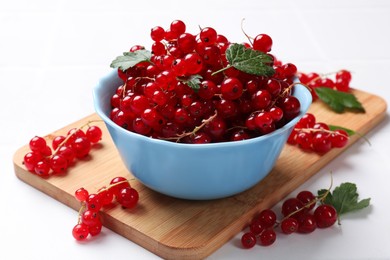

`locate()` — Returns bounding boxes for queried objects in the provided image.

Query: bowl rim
[93,72,312,149]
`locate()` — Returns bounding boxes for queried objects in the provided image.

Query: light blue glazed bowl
[93,70,312,200]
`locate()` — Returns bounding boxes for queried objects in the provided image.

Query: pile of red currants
[23,125,102,177]
[72,176,139,241]
[241,189,338,248]
[288,113,349,153]
[109,20,303,143]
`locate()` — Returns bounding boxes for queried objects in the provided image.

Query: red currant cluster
[110,20,302,143]
[72,176,139,241]
[241,190,337,249]
[297,69,352,101]
[287,113,349,153]
[23,124,102,176]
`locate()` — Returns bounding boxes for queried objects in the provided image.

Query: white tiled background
[1,0,389,259]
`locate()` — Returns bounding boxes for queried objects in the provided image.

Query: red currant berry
[281,217,299,234]
[278,96,301,120]
[88,222,103,237]
[98,187,115,206]
[330,129,349,148]
[282,198,305,218]
[117,187,139,209]
[241,232,257,249]
[297,190,316,210]
[57,146,76,165]
[314,204,338,228]
[297,213,317,233]
[198,80,218,100]
[75,188,89,202]
[259,229,276,246]
[81,210,101,226]
[253,34,273,53]
[34,160,51,176]
[312,132,332,153]
[252,90,272,110]
[72,223,89,241]
[170,20,186,35]
[184,53,203,74]
[249,219,265,235]
[150,26,165,42]
[178,33,196,53]
[23,151,42,172]
[86,193,102,212]
[49,154,68,173]
[86,126,102,143]
[52,135,66,150]
[29,136,47,153]
[71,137,91,159]
[199,27,217,46]
[109,176,130,197]
[335,69,352,84]
[221,77,243,100]
[257,209,277,228]
[296,131,313,150]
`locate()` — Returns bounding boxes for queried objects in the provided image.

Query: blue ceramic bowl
[93,70,312,200]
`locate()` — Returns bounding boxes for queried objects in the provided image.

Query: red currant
[241,232,257,249]
[314,204,338,228]
[281,217,299,234]
[259,229,276,246]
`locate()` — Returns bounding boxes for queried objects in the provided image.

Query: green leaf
[180,74,203,92]
[318,182,371,217]
[225,43,275,76]
[110,49,152,71]
[328,125,356,136]
[315,87,365,113]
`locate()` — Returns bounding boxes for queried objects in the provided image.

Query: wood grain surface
[13,89,387,259]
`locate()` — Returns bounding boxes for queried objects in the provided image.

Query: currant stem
[240,18,254,45]
[162,111,218,142]
[294,127,349,138]
[77,203,86,224]
[211,65,232,76]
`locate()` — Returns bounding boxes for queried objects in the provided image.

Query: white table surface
[1,0,390,259]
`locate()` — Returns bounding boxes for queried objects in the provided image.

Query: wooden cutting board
[13,89,387,259]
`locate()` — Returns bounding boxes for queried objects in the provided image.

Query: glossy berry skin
[49,154,68,173]
[249,219,265,235]
[71,137,92,158]
[34,160,51,176]
[221,77,243,100]
[281,217,299,234]
[109,176,131,197]
[29,136,47,153]
[86,126,102,143]
[297,213,317,233]
[330,129,349,148]
[88,222,103,236]
[23,151,42,172]
[253,34,273,53]
[282,198,305,218]
[241,232,256,249]
[257,209,277,228]
[75,187,89,202]
[259,229,276,246]
[81,210,101,226]
[117,187,139,209]
[72,223,89,241]
[314,204,338,228]
[297,190,316,210]
[86,193,102,212]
